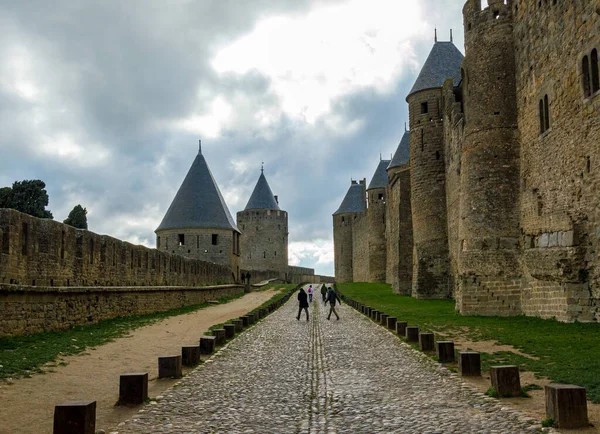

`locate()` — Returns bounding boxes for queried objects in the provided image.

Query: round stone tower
[155,141,240,277]
[459,0,520,277]
[367,159,390,283]
[333,179,366,283]
[406,37,463,299]
[237,168,288,274]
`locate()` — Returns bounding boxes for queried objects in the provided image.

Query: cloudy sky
[0,0,464,276]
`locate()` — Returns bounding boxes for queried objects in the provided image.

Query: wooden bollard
[212,328,226,345]
[458,352,481,376]
[490,365,521,397]
[248,313,256,324]
[387,317,397,330]
[436,341,455,363]
[199,336,216,355]
[371,310,379,320]
[419,333,434,351]
[240,316,250,327]
[380,313,389,326]
[232,319,243,333]
[224,324,236,339]
[396,321,407,336]
[182,345,201,366]
[54,400,96,434]
[545,383,588,429]
[366,307,372,316]
[405,326,419,342]
[158,355,182,379]
[361,306,366,314]
[118,373,148,405]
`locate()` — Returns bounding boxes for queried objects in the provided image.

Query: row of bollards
[341,293,589,429]
[53,287,298,434]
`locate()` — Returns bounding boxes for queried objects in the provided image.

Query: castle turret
[367,159,390,283]
[406,38,463,298]
[237,168,288,274]
[156,142,240,276]
[386,129,413,294]
[333,179,366,283]
[456,0,521,313]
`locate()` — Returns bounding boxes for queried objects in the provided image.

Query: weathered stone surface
[118,373,148,405]
[490,365,521,397]
[545,383,588,429]
[418,333,434,351]
[405,326,419,342]
[182,345,201,366]
[458,352,481,377]
[53,400,96,434]
[396,321,407,336]
[212,328,226,345]
[158,355,182,379]
[199,336,216,355]
[223,324,235,339]
[436,341,455,363]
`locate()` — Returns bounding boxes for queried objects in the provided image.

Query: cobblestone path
[115,287,541,433]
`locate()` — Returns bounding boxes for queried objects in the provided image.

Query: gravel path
[114,285,542,433]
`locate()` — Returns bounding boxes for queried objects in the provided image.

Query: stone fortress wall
[334,0,600,322]
[237,208,288,273]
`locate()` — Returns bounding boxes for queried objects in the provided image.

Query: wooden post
[387,317,397,330]
[458,352,481,376]
[436,341,455,363]
[199,336,216,355]
[181,345,201,366]
[232,319,243,333]
[53,401,96,434]
[380,314,389,326]
[224,324,236,339]
[396,321,407,336]
[371,310,379,320]
[158,355,182,379]
[490,365,521,397]
[240,316,250,327]
[405,326,419,342]
[418,333,434,351]
[545,383,588,429]
[212,328,226,345]
[118,373,148,405]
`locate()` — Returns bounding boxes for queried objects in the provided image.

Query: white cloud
[289,239,334,267]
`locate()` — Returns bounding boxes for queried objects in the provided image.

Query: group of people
[296,284,341,321]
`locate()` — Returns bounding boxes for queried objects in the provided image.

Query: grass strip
[338,282,600,403]
[0,291,245,380]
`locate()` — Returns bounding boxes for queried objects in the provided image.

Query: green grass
[338,282,600,403]
[0,292,245,380]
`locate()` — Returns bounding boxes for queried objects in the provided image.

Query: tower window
[178,234,185,246]
[263,251,266,258]
[378,193,384,200]
[539,95,550,134]
[421,102,428,114]
[592,49,599,94]
[212,234,218,245]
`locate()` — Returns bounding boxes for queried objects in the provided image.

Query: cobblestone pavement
[114,286,543,433]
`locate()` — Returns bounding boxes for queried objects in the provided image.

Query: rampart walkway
[116,286,540,433]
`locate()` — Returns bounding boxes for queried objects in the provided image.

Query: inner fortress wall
[352,213,369,282]
[367,187,387,283]
[333,214,354,283]
[237,209,288,273]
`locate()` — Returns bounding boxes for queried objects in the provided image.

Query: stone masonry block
[212,328,226,345]
[199,336,216,355]
[118,373,148,405]
[458,352,481,376]
[53,400,96,434]
[223,324,235,338]
[490,365,521,397]
[158,355,182,379]
[405,326,419,342]
[436,341,455,363]
[181,345,201,366]
[418,333,434,351]
[545,383,588,429]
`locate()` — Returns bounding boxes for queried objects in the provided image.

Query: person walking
[325,287,342,320]
[307,285,313,303]
[297,287,309,321]
[320,284,327,303]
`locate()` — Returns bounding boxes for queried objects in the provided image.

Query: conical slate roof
[407,41,464,99]
[333,182,365,215]
[388,131,410,170]
[156,150,238,232]
[245,171,280,210]
[367,160,391,190]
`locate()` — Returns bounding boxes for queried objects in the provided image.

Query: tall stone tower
[367,159,390,283]
[386,129,413,294]
[457,0,521,306]
[333,179,366,283]
[237,168,288,273]
[155,142,240,277]
[406,37,463,299]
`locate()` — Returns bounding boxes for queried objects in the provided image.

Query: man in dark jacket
[325,287,342,320]
[320,284,327,303]
[297,287,309,321]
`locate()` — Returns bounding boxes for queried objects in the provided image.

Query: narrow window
[178,233,185,246]
[165,237,168,250]
[274,251,277,256]
[583,55,591,97]
[378,193,384,200]
[436,151,440,160]
[21,222,28,256]
[341,216,345,223]
[197,235,200,249]
[539,99,545,134]
[592,49,599,93]
[263,251,266,258]
[421,102,428,114]
[212,234,218,245]
[544,94,550,131]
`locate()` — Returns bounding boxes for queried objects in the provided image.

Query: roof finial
[434,27,437,43]
[380,152,382,161]
[450,29,453,42]
[261,161,264,173]
[405,122,407,132]
[198,139,202,154]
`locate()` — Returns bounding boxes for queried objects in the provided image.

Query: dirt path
[0,288,279,434]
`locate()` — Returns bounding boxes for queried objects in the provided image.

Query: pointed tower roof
[333,182,365,215]
[245,169,280,210]
[407,41,464,99]
[156,146,238,232]
[367,160,391,190]
[387,130,410,170]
